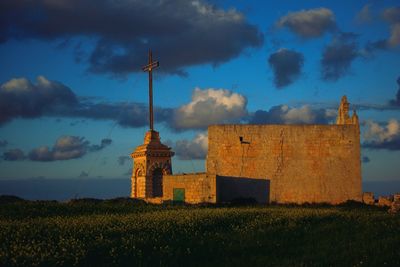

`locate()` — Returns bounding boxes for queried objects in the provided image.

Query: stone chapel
[130,51,362,204]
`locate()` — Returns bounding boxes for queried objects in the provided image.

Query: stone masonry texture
[163,173,216,204]
[206,124,362,204]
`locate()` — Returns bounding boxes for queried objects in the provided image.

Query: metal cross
[142,49,159,131]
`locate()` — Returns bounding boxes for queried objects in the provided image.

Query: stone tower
[336,95,358,125]
[130,50,174,199]
[131,130,174,198]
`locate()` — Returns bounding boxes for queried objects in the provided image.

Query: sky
[1,0,400,190]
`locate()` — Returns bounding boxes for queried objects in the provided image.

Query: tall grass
[0,199,399,266]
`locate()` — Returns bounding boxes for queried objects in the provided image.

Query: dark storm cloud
[249,105,335,125]
[268,48,304,88]
[389,77,400,106]
[3,149,26,161]
[0,76,172,128]
[321,33,359,81]
[29,136,112,162]
[276,8,336,38]
[0,76,78,125]
[118,156,131,166]
[0,0,263,76]
[174,133,208,160]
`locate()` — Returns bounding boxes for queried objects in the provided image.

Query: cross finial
[142,49,160,131]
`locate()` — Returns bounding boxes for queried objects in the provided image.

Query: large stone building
[131,96,361,204]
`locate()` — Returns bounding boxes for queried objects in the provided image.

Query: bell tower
[131,50,174,198]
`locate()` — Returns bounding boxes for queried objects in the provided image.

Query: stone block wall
[378,196,393,207]
[207,124,362,204]
[362,192,375,205]
[163,173,217,204]
[131,176,146,198]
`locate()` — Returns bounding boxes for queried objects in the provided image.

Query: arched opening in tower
[152,168,163,197]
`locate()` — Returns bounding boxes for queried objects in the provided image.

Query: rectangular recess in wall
[173,188,185,202]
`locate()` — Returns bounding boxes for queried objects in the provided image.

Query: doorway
[152,168,163,197]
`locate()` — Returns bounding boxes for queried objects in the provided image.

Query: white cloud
[174,132,208,160]
[364,119,400,142]
[363,119,400,150]
[2,77,34,93]
[172,88,247,130]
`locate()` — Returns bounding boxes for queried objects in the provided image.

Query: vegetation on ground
[0,196,399,267]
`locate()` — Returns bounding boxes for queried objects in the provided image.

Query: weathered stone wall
[362,192,375,205]
[207,124,362,204]
[163,173,217,203]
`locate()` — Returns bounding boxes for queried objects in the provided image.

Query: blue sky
[0,0,400,185]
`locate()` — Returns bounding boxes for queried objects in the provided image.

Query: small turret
[336,95,357,125]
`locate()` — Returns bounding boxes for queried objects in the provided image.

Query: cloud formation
[383,7,400,47]
[276,8,336,38]
[172,88,247,130]
[0,77,249,131]
[28,136,112,162]
[249,105,336,125]
[64,102,173,128]
[0,0,263,76]
[1,76,346,132]
[321,33,359,81]
[174,133,208,160]
[0,76,172,128]
[88,138,112,152]
[389,76,400,106]
[363,119,400,150]
[2,149,25,161]
[0,76,78,125]
[366,7,400,51]
[268,48,304,88]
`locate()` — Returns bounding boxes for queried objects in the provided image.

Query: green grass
[0,198,399,267]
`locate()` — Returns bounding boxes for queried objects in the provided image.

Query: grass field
[0,197,399,267]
